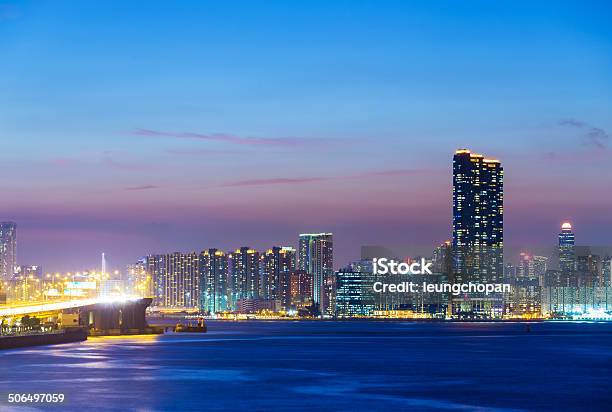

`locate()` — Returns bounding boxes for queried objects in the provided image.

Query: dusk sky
[1,0,611,272]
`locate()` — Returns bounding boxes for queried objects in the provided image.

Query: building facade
[200,249,229,313]
[335,268,376,317]
[262,246,296,309]
[0,222,17,281]
[298,233,333,315]
[230,247,260,304]
[559,222,576,275]
[452,149,504,318]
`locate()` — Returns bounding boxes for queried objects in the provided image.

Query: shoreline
[0,328,87,350]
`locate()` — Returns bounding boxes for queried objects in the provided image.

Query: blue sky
[0,1,610,271]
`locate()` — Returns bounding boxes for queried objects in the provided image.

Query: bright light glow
[0,296,142,317]
[562,222,572,230]
[572,309,612,321]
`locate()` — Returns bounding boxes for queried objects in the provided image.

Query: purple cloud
[220,168,438,188]
[166,148,246,156]
[559,119,609,150]
[359,168,437,177]
[124,185,159,191]
[221,177,328,187]
[132,128,332,148]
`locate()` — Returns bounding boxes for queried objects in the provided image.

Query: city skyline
[1,3,611,410]
[0,158,608,275]
[1,1,611,271]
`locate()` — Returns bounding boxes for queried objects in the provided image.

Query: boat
[174,318,207,333]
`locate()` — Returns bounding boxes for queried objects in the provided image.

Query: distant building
[262,246,296,310]
[452,149,504,318]
[298,233,333,315]
[147,254,167,307]
[559,222,576,275]
[533,256,548,286]
[507,253,541,316]
[200,249,229,313]
[236,298,279,314]
[146,253,199,309]
[15,264,42,279]
[165,252,199,308]
[288,270,312,309]
[542,286,612,316]
[230,247,260,303]
[575,247,608,287]
[335,268,376,317]
[125,258,151,297]
[0,222,17,281]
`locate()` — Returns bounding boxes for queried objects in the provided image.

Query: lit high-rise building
[0,222,17,281]
[288,270,312,309]
[298,233,333,314]
[559,222,576,274]
[200,249,229,313]
[509,252,541,316]
[335,266,376,318]
[452,149,504,318]
[146,253,199,309]
[126,258,151,297]
[230,247,260,303]
[262,246,296,307]
[165,252,200,308]
[518,253,535,280]
[533,256,548,283]
[147,254,167,307]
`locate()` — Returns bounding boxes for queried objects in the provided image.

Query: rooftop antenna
[102,252,106,277]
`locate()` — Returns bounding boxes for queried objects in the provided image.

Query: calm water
[1,321,611,411]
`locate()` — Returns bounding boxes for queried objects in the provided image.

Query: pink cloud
[558,118,609,150]
[131,128,337,148]
[124,185,159,191]
[221,177,328,187]
[357,168,441,178]
[220,168,440,188]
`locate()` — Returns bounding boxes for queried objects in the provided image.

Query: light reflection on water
[0,321,611,411]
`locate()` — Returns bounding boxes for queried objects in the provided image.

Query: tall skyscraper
[0,222,17,281]
[147,254,167,307]
[200,249,229,313]
[146,253,199,309]
[298,233,333,314]
[452,149,504,318]
[164,252,200,308]
[262,246,296,306]
[559,222,576,274]
[230,247,260,302]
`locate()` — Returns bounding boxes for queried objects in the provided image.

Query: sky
[0,0,611,272]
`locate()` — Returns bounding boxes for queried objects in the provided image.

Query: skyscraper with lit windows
[164,252,200,309]
[262,246,296,307]
[230,247,260,302]
[0,222,17,281]
[298,233,333,315]
[452,149,504,318]
[200,248,229,313]
[559,222,576,275]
